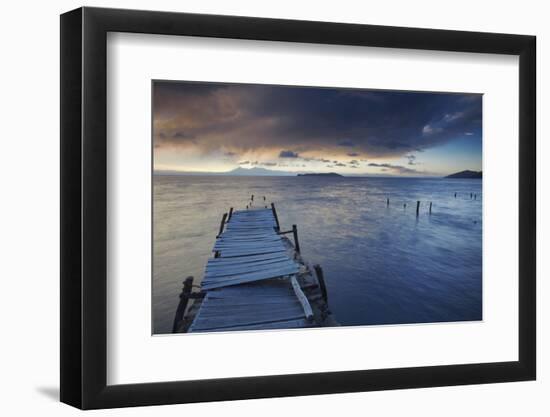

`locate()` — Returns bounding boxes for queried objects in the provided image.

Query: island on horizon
[445,170,482,179]
[297,172,343,177]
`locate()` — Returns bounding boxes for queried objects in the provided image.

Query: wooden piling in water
[172,276,194,333]
[313,264,329,303]
[217,212,228,237]
[387,198,390,207]
[271,202,281,231]
[228,207,233,221]
[429,202,432,214]
[416,201,420,216]
[251,194,254,201]
[474,194,477,200]
[292,224,301,253]
[454,192,457,198]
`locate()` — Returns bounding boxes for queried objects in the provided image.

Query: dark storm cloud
[337,140,355,147]
[172,131,195,139]
[153,81,482,158]
[368,162,422,175]
[279,150,300,158]
[406,154,417,165]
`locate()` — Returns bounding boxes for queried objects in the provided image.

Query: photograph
[153,81,483,335]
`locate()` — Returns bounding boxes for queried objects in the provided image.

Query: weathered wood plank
[202,264,298,290]
[204,260,298,278]
[207,281,294,294]
[290,275,314,320]
[207,253,289,266]
[191,313,305,330]
[214,244,285,253]
[191,318,310,332]
[205,264,297,280]
[206,257,295,271]
[196,304,304,318]
[206,257,295,272]
[204,298,301,307]
[215,240,282,247]
[217,234,281,241]
[218,247,287,258]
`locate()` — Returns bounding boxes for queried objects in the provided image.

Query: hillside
[445,170,482,179]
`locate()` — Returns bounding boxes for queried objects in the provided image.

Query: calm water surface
[153,176,482,334]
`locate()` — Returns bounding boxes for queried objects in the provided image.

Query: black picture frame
[60,6,536,410]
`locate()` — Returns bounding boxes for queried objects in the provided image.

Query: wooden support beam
[387,198,390,207]
[416,201,420,216]
[313,264,329,303]
[292,224,301,253]
[217,212,228,237]
[271,202,281,231]
[429,202,432,214]
[228,207,233,221]
[172,276,194,333]
[290,276,313,320]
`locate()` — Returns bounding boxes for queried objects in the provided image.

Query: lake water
[153,175,482,334]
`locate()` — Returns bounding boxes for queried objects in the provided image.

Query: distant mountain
[445,170,482,179]
[297,172,343,177]
[154,167,295,176]
[225,167,294,176]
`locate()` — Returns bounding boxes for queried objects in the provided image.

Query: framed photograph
[60,7,536,409]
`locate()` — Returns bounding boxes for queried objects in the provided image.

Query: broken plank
[290,275,314,320]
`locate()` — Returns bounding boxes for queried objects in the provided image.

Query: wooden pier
[174,201,337,333]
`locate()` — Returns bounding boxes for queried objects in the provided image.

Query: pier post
[217,213,228,237]
[404,203,407,209]
[387,198,390,207]
[416,201,420,216]
[251,194,254,201]
[172,276,194,333]
[313,264,329,303]
[474,194,477,200]
[429,202,432,214]
[292,224,301,254]
[228,207,233,221]
[470,193,473,199]
[454,192,457,198]
[271,203,281,231]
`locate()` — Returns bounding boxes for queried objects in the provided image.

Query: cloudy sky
[153,81,482,176]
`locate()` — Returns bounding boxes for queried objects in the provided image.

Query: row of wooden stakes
[386,198,431,216]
